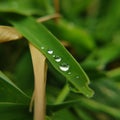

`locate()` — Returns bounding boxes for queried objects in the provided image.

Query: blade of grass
[80,98,120,119]
[0,71,30,98]
[55,84,70,104]
[7,16,94,98]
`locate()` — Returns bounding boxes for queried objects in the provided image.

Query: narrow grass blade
[0,71,29,98]
[8,16,94,98]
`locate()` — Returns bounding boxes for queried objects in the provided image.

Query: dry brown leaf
[0,26,22,43]
[0,14,60,43]
[29,43,47,120]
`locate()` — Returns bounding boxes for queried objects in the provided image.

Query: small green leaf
[7,16,94,98]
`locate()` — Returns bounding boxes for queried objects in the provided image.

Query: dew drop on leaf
[41,46,45,50]
[68,72,71,75]
[54,56,62,62]
[47,49,53,54]
[52,55,56,57]
[59,63,69,71]
[41,46,44,49]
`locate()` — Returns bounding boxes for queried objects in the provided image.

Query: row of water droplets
[41,47,80,78]
[47,49,70,72]
[42,47,92,98]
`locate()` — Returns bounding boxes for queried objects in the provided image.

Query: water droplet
[59,63,69,72]
[52,55,56,57]
[68,72,71,75]
[41,47,44,49]
[47,50,53,54]
[54,56,61,62]
[76,76,79,79]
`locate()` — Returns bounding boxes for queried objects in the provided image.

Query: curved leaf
[8,16,94,98]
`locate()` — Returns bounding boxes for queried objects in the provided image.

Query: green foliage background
[0,0,120,120]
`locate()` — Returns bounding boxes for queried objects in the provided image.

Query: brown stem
[37,13,61,23]
[53,0,60,22]
[54,0,60,13]
[29,43,47,120]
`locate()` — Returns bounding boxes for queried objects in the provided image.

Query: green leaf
[0,71,30,99]
[7,16,94,98]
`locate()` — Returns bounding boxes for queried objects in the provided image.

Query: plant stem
[54,0,60,13]
[53,0,60,22]
[37,13,60,23]
[29,43,47,120]
[55,84,70,104]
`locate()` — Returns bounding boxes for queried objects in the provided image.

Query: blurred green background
[0,0,120,120]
